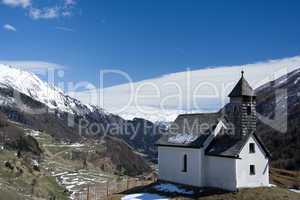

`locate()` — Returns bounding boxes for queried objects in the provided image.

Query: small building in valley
[157,72,271,191]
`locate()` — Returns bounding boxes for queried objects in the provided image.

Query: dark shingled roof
[157,133,210,148]
[205,131,271,158]
[156,112,271,158]
[170,112,221,135]
[156,112,221,148]
[228,74,256,97]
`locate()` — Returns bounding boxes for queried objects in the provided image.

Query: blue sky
[1,0,300,88]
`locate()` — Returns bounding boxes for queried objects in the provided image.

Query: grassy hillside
[0,114,68,199]
[0,112,153,199]
[195,187,299,200]
[101,136,152,176]
[0,150,68,200]
[270,168,300,189]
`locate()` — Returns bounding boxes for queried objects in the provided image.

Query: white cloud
[64,0,76,6]
[0,60,65,70]
[69,55,300,122]
[29,7,60,20]
[55,26,74,32]
[3,24,16,32]
[2,0,76,20]
[1,0,31,8]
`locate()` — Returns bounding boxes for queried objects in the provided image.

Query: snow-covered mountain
[0,64,165,157]
[0,64,105,116]
[115,106,187,123]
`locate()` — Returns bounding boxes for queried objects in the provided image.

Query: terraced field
[0,129,128,199]
[34,131,120,199]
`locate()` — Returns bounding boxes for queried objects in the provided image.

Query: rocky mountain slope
[0,112,42,156]
[256,68,300,170]
[0,64,102,115]
[0,64,118,140]
[0,64,162,161]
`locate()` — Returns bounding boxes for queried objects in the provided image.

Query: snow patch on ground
[268,184,277,187]
[31,159,39,167]
[53,170,109,199]
[154,183,194,195]
[25,130,41,137]
[53,172,69,177]
[44,143,84,148]
[69,143,85,148]
[168,134,198,144]
[289,189,300,193]
[122,193,168,200]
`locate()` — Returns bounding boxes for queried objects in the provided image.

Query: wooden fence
[73,177,156,200]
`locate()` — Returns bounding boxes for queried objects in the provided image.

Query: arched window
[182,154,187,172]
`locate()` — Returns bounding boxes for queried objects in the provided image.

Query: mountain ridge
[0,64,108,116]
[0,64,164,158]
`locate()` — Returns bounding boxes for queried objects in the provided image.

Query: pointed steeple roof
[228,71,255,97]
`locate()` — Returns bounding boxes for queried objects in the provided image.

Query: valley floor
[0,129,154,200]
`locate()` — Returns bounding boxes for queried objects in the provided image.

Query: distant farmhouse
[157,72,271,191]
